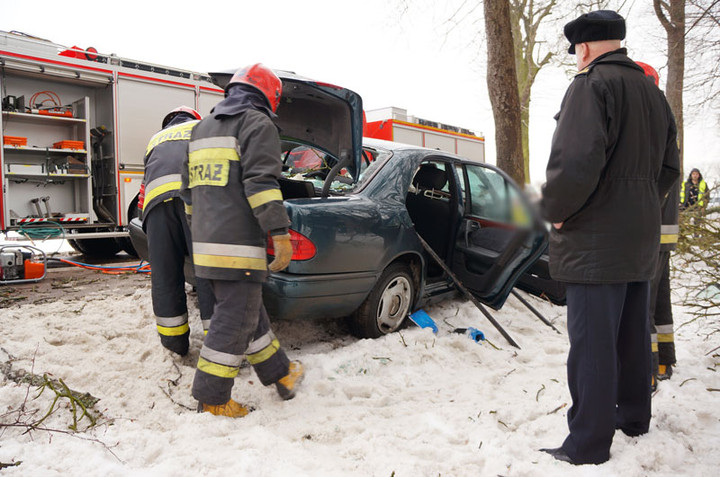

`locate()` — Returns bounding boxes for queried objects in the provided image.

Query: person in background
[636,61,678,387]
[539,11,680,465]
[680,168,708,210]
[181,64,303,418]
[142,106,214,356]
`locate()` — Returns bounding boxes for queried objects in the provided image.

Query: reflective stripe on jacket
[182,107,290,281]
[141,119,198,220]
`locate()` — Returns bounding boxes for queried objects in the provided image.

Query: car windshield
[280,141,393,195]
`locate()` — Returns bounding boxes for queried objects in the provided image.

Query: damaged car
[130,70,562,338]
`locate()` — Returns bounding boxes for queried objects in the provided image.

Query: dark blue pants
[192,280,290,405]
[561,281,652,464]
[146,198,214,354]
[650,251,676,368]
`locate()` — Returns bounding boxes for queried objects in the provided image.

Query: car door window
[451,163,539,308]
[465,165,511,222]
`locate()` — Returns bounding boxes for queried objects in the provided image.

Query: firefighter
[142,106,215,356]
[181,64,303,418]
[637,62,679,387]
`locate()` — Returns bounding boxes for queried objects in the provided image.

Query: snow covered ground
[1,251,719,476]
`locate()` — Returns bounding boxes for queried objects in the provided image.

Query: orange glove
[269,233,292,272]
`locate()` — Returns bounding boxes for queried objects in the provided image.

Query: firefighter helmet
[636,61,659,87]
[226,63,282,112]
[162,106,202,129]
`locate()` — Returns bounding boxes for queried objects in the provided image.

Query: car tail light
[267,229,316,261]
[137,182,145,210]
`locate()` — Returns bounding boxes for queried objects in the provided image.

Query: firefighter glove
[269,233,292,272]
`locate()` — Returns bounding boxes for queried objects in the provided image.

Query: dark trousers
[650,251,676,368]
[561,281,652,464]
[146,199,214,353]
[192,280,289,405]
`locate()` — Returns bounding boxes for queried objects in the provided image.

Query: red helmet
[635,61,659,87]
[227,63,282,112]
[162,106,201,128]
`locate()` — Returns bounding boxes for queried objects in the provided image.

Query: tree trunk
[485,0,525,185]
[654,0,685,169]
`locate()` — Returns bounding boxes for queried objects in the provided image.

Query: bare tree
[684,1,720,128]
[510,0,557,183]
[485,0,524,185]
[654,0,686,166]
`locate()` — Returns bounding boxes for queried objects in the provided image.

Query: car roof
[362,137,470,162]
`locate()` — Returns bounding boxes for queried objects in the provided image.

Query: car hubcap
[377,275,412,333]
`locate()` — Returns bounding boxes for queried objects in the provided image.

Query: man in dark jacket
[142,106,214,356]
[181,64,303,418]
[539,11,681,465]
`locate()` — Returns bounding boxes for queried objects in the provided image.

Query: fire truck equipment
[30,198,43,217]
[1,30,225,258]
[41,196,52,217]
[1,94,25,112]
[0,245,47,284]
[2,135,27,147]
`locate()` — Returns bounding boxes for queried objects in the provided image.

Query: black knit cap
[564,10,626,54]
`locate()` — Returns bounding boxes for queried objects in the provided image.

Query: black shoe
[540,447,577,465]
[160,334,189,356]
[657,364,673,380]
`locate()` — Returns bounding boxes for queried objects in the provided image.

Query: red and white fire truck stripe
[17,217,88,223]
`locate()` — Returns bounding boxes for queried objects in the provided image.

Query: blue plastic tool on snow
[408,309,438,333]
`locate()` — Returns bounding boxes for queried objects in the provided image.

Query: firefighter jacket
[181,89,290,282]
[141,115,199,226]
[541,49,681,284]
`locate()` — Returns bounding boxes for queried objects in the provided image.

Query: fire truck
[364,106,485,162]
[0,30,224,256]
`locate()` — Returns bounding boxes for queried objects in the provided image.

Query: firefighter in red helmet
[635,61,659,87]
[162,105,202,129]
[181,64,303,418]
[142,105,214,356]
[635,61,679,389]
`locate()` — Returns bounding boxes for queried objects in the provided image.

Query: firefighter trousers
[650,251,676,368]
[561,281,652,465]
[191,279,290,406]
[146,198,214,355]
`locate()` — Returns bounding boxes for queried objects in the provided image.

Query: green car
[130,70,562,339]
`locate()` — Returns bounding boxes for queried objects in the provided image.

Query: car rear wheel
[349,263,414,338]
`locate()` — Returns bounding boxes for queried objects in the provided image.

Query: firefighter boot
[275,361,305,400]
[198,399,251,418]
[159,333,190,356]
[657,364,673,380]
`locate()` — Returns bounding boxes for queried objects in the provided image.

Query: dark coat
[180,88,290,282]
[541,49,680,283]
[141,114,199,224]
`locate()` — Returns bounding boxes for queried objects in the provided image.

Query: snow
[1,252,719,476]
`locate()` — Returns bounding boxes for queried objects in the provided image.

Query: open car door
[451,162,549,310]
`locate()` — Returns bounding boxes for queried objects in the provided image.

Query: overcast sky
[2,0,718,185]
